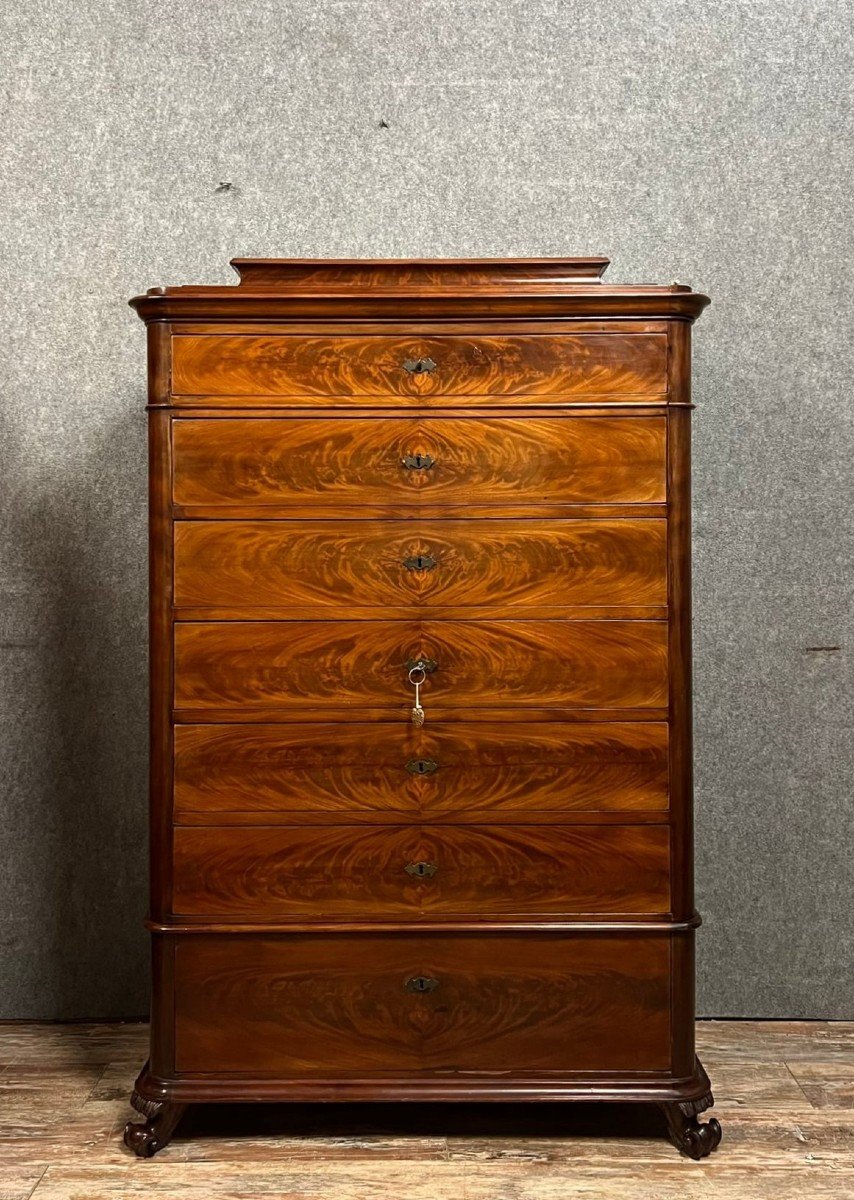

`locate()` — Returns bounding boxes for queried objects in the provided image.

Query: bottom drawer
[174,933,671,1075]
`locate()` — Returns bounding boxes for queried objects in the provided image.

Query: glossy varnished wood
[667,322,695,928]
[128,258,712,1158]
[174,518,667,611]
[173,501,668,523]
[148,355,174,928]
[170,824,671,919]
[133,258,710,324]
[173,619,668,714]
[171,415,667,506]
[173,721,670,821]
[172,933,672,1075]
[227,256,614,290]
[171,333,668,398]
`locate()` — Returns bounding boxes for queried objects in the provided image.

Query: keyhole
[404,975,439,993]
[402,356,437,375]
[401,453,436,471]
[405,759,439,776]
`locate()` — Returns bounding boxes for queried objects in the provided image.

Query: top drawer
[171,333,667,401]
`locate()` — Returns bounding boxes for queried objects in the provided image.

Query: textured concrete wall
[1,0,851,1019]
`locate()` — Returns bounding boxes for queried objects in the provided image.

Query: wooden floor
[1,1021,852,1199]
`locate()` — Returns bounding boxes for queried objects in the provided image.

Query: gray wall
[1,0,851,1020]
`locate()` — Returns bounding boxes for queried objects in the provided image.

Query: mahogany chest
[124,258,719,1158]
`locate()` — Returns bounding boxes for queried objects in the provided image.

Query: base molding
[124,1057,721,1159]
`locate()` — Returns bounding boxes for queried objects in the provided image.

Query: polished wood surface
[4,1021,851,1199]
[171,333,667,398]
[227,256,613,289]
[171,416,667,506]
[174,518,667,611]
[173,934,672,1075]
[173,619,668,714]
[173,721,670,821]
[129,258,712,1157]
[171,824,671,918]
[132,257,711,324]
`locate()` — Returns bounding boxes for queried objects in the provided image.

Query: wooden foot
[123,1090,187,1157]
[660,1092,722,1159]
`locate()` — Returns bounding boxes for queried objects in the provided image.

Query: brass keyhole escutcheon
[405,975,439,993]
[402,356,437,375]
[404,861,438,879]
[403,554,437,571]
[406,759,439,776]
[401,452,435,470]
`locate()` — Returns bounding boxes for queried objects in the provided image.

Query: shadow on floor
[177,1100,667,1144]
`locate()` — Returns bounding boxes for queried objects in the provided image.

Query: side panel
[148,328,173,923]
[666,321,696,1076]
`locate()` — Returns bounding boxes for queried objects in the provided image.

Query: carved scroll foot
[123,1090,187,1157]
[660,1093,722,1159]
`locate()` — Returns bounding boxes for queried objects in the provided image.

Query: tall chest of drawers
[124,258,720,1159]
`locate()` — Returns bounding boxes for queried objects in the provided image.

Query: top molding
[130,257,710,323]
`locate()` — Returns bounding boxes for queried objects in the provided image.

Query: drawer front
[172,824,670,919]
[174,518,667,611]
[171,333,667,398]
[173,620,668,714]
[174,933,672,1074]
[171,416,666,506]
[174,722,669,820]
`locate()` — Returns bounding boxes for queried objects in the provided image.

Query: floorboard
[0,1021,850,1199]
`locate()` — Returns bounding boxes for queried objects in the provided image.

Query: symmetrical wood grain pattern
[171,824,671,918]
[173,934,672,1074]
[171,416,666,506]
[171,333,667,398]
[174,518,667,610]
[173,620,669,714]
[129,259,712,1158]
[173,721,670,821]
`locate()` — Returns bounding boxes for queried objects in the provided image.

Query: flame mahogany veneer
[123,258,720,1160]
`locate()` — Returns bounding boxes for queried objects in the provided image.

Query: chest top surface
[130,257,710,323]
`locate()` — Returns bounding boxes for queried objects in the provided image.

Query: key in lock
[408,664,426,727]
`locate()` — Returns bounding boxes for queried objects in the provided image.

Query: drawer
[172,824,670,919]
[171,333,667,399]
[173,620,668,715]
[174,933,672,1074]
[174,722,669,820]
[174,518,667,611]
[171,416,666,507]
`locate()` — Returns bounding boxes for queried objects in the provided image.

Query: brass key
[408,664,426,727]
